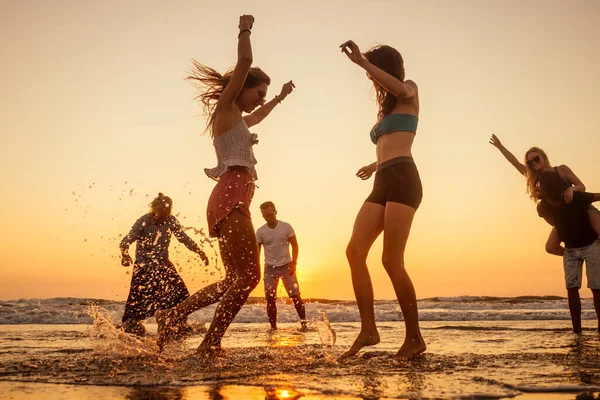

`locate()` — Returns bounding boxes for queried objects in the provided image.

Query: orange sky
[1,0,599,301]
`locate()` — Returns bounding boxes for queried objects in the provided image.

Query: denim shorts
[264,263,301,298]
[563,240,600,289]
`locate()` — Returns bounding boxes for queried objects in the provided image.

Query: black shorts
[365,157,423,210]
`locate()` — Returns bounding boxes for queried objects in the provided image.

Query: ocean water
[1,297,600,399]
[2,296,599,325]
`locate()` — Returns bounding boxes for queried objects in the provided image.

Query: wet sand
[1,321,600,399]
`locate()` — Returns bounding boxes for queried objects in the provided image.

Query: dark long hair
[186,60,270,137]
[364,45,405,119]
[538,171,565,202]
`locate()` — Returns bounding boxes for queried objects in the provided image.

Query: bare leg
[266,297,278,330]
[196,209,261,357]
[122,320,146,336]
[589,210,600,237]
[290,294,307,330]
[567,288,582,333]
[382,202,426,359]
[340,202,385,358]
[591,289,600,332]
[156,239,235,349]
[264,272,279,330]
[545,227,564,256]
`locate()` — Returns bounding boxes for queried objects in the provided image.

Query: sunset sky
[1,0,599,301]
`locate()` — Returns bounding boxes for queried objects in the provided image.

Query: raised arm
[243,80,295,128]
[489,134,526,176]
[340,40,415,99]
[217,15,255,108]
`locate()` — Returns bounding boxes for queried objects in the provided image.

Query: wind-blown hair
[186,60,270,137]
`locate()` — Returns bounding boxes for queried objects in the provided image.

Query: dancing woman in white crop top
[156,15,295,357]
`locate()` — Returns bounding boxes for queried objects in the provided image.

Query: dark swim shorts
[365,156,423,210]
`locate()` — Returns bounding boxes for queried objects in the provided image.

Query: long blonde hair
[186,60,270,137]
[524,147,550,201]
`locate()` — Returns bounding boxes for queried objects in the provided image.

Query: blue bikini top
[370,113,418,144]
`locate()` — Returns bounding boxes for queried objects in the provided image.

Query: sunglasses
[526,155,542,167]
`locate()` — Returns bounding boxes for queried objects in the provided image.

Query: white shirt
[256,221,295,267]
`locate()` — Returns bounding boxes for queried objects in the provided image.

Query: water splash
[87,304,158,356]
[313,311,336,347]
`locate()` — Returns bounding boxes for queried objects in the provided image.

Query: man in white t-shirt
[256,201,307,330]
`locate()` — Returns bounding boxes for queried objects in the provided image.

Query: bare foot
[170,321,197,340]
[339,330,380,359]
[156,309,183,351]
[197,341,226,359]
[394,334,426,360]
[122,320,147,337]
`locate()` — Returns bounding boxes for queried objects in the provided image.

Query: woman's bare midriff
[376,131,415,164]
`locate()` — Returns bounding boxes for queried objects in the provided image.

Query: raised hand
[489,134,503,149]
[278,80,295,102]
[340,40,367,66]
[356,164,376,180]
[239,15,254,31]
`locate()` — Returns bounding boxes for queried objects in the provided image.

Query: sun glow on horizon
[1,0,600,300]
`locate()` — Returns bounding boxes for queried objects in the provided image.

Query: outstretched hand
[340,40,367,66]
[356,164,376,180]
[278,80,295,102]
[121,254,133,267]
[489,134,503,149]
[197,250,210,266]
[239,15,254,31]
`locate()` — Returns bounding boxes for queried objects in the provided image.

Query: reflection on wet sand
[265,329,306,348]
[3,322,600,398]
[0,382,376,400]
[126,386,185,400]
[130,384,371,400]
